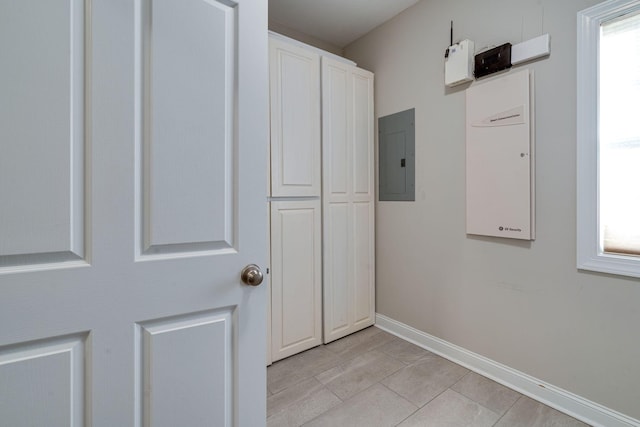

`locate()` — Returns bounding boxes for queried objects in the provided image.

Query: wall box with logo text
[465,69,535,240]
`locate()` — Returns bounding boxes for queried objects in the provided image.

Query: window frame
[577,0,640,278]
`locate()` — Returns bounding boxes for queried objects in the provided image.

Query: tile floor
[267,327,590,427]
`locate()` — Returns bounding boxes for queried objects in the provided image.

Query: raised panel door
[0,1,268,425]
[269,38,321,197]
[270,200,322,361]
[322,57,375,343]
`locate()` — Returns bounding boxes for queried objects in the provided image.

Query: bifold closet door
[269,38,321,198]
[270,200,322,361]
[322,58,375,343]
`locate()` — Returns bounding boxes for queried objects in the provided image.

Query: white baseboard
[375,313,640,427]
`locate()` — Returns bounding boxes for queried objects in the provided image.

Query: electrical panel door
[378,109,415,201]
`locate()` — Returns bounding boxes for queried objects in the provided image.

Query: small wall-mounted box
[511,34,550,65]
[445,39,475,87]
[474,43,512,79]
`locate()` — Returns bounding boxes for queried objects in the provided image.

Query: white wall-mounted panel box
[511,34,550,65]
[466,69,535,240]
[445,39,474,87]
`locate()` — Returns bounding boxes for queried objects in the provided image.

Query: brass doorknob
[241,264,264,286]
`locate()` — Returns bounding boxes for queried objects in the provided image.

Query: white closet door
[270,200,322,361]
[269,38,321,197]
[322,58,375,343]
[351,68,376,331]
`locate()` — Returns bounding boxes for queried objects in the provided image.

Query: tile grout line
[272,328,393,426]
[295,385,345,427]
[267,378,343,420]
[271,328,597,427]
[312,350,407,401]
[274,328,470,426]
[299,382,380,427]
[491,395,524,427]
[381,343,525,425]
[315,337,431,400]
[311,331,464,424]
[448,371,516,422]
[373,382,421,426]
[392,384,457,426]
[310,334,402,385]
[268,374,314,397]
[446,387,502,422]
[295,330,409,426]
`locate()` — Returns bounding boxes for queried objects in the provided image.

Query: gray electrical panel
[378,108,415,201]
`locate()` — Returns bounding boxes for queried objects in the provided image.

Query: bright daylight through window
[577,0,640,278]
[599,11,640,256]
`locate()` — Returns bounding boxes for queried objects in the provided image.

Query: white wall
[268,20,344,56]
[345,0,640,420]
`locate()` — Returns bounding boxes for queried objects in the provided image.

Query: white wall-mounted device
[445,39,475,87]
[511,34,550,65]
[466,69,535,240]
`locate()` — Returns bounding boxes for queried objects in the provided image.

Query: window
[577,0,640,278]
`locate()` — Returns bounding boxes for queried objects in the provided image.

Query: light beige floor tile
[267,377,335,418]
[398,389,500,427]
[495,396,590,427]
[267,378,341,427]
[269,332,590,427]
[376,336,432,364]
[381,355,469,407]
[303,384,418,427]
[268,346,343,394]
[324,327,394,360]
[315,350,406,400]
[323,327,382,353]
[451,371,521,415]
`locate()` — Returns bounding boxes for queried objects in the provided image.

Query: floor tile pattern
[267,327,591,427]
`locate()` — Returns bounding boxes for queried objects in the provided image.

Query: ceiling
[269,0,421,48]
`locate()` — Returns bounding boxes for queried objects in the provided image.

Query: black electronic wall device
[474,43,512,78]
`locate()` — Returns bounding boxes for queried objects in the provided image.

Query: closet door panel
[270,200,322,361]
[353,202,374,327]
[324,203,350,338]
[352,69,375,200]
[351,69,375,329]
[322,58,375,343]
[269,39,320,197]
[323,61,350,201]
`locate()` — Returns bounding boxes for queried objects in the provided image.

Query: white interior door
[0,0,268,426]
